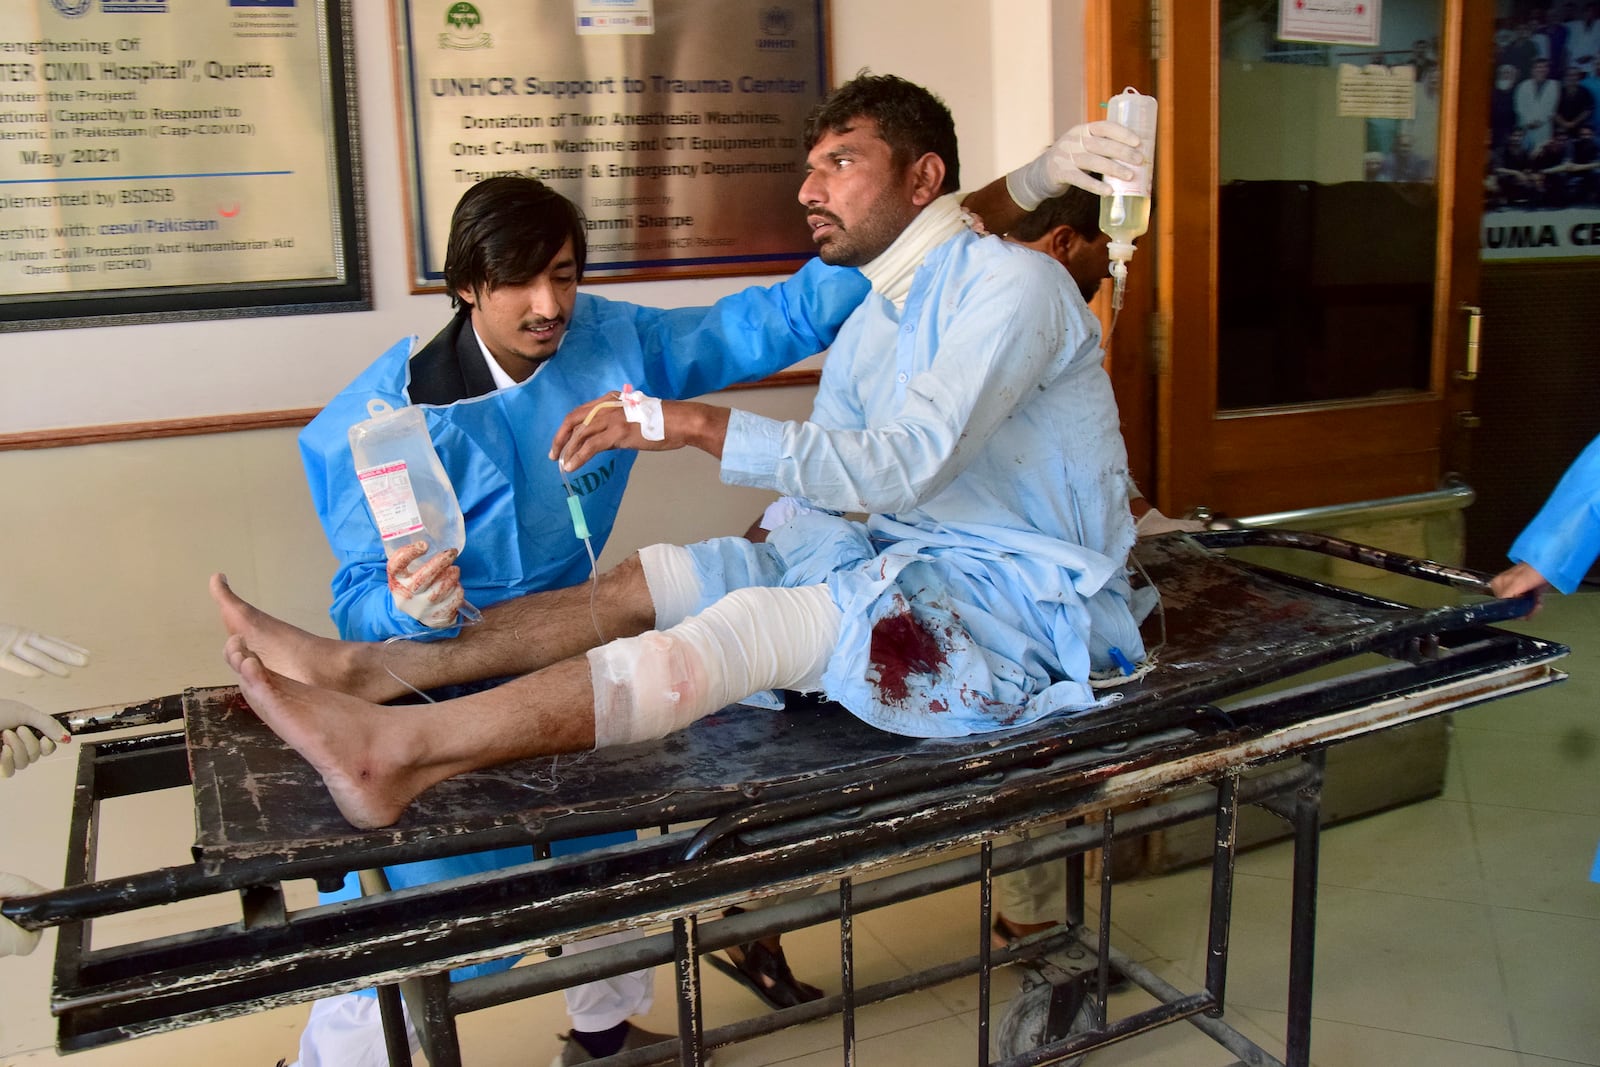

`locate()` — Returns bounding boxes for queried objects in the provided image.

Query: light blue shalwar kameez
[685,226,1144,737]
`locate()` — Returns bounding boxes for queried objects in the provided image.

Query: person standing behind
[1517,57,1562,149]
[1487,434,1600,884]
[1568,1,1600,77]
[1555,64,1596,139]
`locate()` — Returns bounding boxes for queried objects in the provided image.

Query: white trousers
[997,849,1065,926]
[293,933,653,1064]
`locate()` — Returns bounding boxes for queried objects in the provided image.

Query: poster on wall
[0,0,366,332]
[1483,2,1600,260]
[1279,0,1383,46]
[395,0,828,289]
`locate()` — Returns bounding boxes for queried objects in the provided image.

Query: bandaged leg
[589,585,839,748]
[638,543,702,631]
[638,539,788,630]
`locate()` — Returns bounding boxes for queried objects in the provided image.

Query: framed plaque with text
[395,0,830,289]
[0,0,367,332]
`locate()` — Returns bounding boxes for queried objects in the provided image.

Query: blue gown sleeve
[626,258,868,400]
[1508,433,1600,594]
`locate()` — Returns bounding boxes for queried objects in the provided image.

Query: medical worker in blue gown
[292,176,868,1067]
[1488,433,1600,885]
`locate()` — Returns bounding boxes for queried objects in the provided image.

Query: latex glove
[1005,121,1144,205]
[0,872,47,957]
[387,541,465,629]
[0,624,90,679]
[0,699,70,778]
[1135,507,1208,538]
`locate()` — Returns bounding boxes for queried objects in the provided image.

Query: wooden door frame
[1083,2,1158,498]
[1096,0,1492,517]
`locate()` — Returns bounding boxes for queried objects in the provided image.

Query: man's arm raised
[961,121,1144,235]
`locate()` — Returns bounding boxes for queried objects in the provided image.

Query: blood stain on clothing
[869,612,946,704]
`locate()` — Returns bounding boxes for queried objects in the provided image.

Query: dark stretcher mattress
[181,532,1548,870]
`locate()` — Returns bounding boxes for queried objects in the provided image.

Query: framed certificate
[394,0,830,288]
[0,0,367,332]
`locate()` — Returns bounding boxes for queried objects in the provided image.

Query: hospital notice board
[0,0,365,332]
[396,0,830,289]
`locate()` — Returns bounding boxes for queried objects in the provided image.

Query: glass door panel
[1215,1,1442,410]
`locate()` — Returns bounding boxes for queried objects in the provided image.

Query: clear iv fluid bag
[1099,87,1158,252]
[348,399,465,565]
[1100,193,1152,246]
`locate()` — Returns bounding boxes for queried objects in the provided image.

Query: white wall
[0,0,1081,1055]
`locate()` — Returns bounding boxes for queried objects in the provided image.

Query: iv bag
[347,399,466,566]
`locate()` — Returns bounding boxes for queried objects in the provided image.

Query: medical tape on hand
[618,384,664,441]
[587,584,840,749]
[583,384,664,441]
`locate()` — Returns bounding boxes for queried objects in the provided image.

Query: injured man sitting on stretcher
[211,72,1148,831]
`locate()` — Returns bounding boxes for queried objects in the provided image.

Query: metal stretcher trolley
[3,532,1569,1067]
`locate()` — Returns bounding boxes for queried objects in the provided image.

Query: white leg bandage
[638,543,701,630]
[588,584,840,748]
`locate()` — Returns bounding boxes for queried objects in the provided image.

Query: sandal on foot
[707,911,824,1010]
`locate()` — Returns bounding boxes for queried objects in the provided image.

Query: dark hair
[443,176,587,308]
[1006,184,1103,243]
[803,71,960,193]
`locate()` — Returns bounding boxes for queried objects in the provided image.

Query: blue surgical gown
[1504,434,1600,883]
[1508,433,1600,594]
[300,257,866,980]
[300,256,868,642]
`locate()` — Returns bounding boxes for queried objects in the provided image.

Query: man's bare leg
[210,556,657,702]
[224,634,598,828]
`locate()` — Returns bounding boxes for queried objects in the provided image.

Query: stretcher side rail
[29,633,1566,1053]
[1,531,1568,1062]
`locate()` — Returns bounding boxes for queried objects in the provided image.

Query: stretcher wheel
[996,970,1095,1064]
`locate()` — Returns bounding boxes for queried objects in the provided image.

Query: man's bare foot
[209,574,402,702]
[224,635,453,829]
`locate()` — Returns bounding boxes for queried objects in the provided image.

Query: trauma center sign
[396,0,829,286]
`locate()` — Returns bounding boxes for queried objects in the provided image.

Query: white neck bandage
[588,584,840,748]
[858,193,970,310]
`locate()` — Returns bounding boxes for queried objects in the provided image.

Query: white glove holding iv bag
[348,399,477,628]
[1099,87,1158,312]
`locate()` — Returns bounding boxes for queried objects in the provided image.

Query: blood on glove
[0,699,70,778]
[387,541,466,629]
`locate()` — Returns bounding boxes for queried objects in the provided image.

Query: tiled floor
[6,594,1597,1067]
